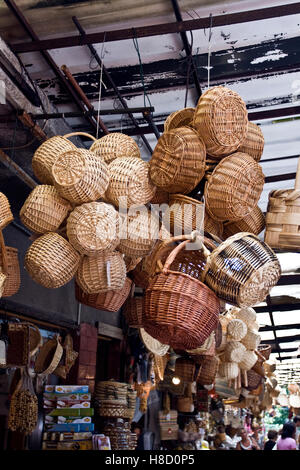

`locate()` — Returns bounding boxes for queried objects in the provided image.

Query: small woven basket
[218,361,239,380]
[75,277,132,312]
[124,256,142,273]
[76,251,126,294]
[224,341,246,363]
[0,192,13,229]
[25,232,80,289]
[34,336,63,375]
[67,202,122,256]
[20,185,71,234]
[200,232,281,307]
[144,234,220,350]
[149,126,206,194]
[227,319,247,341]
[174,358,196,382]
[164,108,195,132]
[90,132,140,165]
[239,350,258,371]
[106,157,156,208]
[118,209,159,258]
[223,205,265,239]
[238,122,264,162]
[244,369,262,391]
[123,296,144,328]
[205,152,265,222]
[0,244,20,297]
[233,307,257,328]
[52,148,109,204]
[167,194,204,235]
[240,330,261,350]
[196,355,219,385]
[177,396,194,413]
[193,86,248,158]
[258,344,272,360]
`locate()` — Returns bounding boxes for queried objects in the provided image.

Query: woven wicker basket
[144,234,220,350]
[106,156,156,208]
[90,132,140,165]
[238,122,264,162]
[174,358,196,382]
[25,232,80,289]
[200,232,281,307]
[265,158,300,251]
[76,250,126,294]
[0,270,6,298]
[218,362,239,380]
[164,108,195,132]
[153,353,169,382]
[168,194,204,235]
[177,396,194,413]
[32,132,95,184]
[123,295,144,328]
[34,336,63,375]
[0,243,20,297]
[244,369,262,391]
[258,344,272,360]
[187,331,215,356]
[224,341,246,363]
[196,355,219,385]
[204,211,223,239]
[52,148,109,204]
[239,350,258,371]
[205,152,265,222]
[227,319,247,341]
[0,192,13,229]
[75,277,132,312]
[118,209,159,258]
[223,206,265,239]
[67,202,121,256]
[20,185,71,234]
[193,86,248,158]
[139,328,169,356]
[149,126,206,194]
[241,330,261,350]
[233,307,257,329]
[124,256,142,273]
[150,187,169,205]
[129,260,150,289]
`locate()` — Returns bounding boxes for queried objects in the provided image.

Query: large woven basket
[90,132,140,165]
[52,148,109,204]
[0,192,13,230]
[0,242,20,297]
[223,205,265,239]
[149,126,206,194]
[196,355,219,385]
[238,122,264,162]
[167,194,204,235]
[106,156,156,208]
[205,152,265,222]
[34,336,63,375]
[123,295,144,328]
[150,187,169,205]
[186,331,215,356]
[174,358,196,382]
[67,202,121,256]
[75,277,132,312]
[144,234,220,350]
[265,158,300,251]
[25,232,80,289]
[20,185,71,234]
[76,250,126,294]
[164,108,195,132]
[193,86,248,158]
[32,132,95,184]
[200,232,281,307]
[118,209,159,258]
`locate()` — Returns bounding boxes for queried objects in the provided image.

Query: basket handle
[63,132,97,142]
[0,231,8,276]
[254,349,266,362]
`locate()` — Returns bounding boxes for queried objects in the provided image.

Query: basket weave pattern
[168,194,204,235]
[90,133,140,165]
[123,296,144,328]
[223,205,265,239]
[164,108,195,132]
[238,122,264,162]
[174,358,195,382]
[0,247,20,297]
[118,210,159,257]
[197,356,219,385]
[75,277,132,312]
[0,192,13,229]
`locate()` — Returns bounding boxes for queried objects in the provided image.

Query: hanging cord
[184,31,194,108]
[207,14,213,89]
[96,33,106,140]
[132,30,153,112]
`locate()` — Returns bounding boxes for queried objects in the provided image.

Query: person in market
[263,429,278,451]
[276,422,297,450]
[236,428,260,450]
[293,416,300,449]
[224,425,241,449]
[250,423,264,449]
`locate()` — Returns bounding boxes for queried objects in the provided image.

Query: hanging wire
[132,30,153,112]
[95,33,106,140]
[184,31,194,108]
[207,14,213,89]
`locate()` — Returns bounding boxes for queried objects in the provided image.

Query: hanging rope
[132,30,153,111]
[207,14,213,89]
[96,33,106,140]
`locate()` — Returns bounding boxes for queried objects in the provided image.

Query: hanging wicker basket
[67,202,122,256]
[52,148,109,204]
[25,232,80,289]
[164,108,195,132]
[205,152,265,222]
[240,330,261,350]
[144,234,220,350]
[227,319,247,341]
[167,194,205,235]
[20,185,72,234]
[233,307,257,329]
[187,331,215,356]
[34,336,63,375]
[196,355,219,385]
[0,192,13,230]
[123,295,144,328]
[174,358,196,382]
[149,126,206,194]
[0,246,20,297]
[223,205,265,239]
[106,157,156,208]
[218,362,239,380]
[192,86,248,158]
[118,209,159,258]
[238,122,264,162]
[76,250,126,294]
[224,341,246,363]
[124,255,143,273]
[75,277,132,312]
[150,187,169,205]
[139,328,169,356]
[239,350,258,371]
[90,132,140,165]
[199,232,281,307]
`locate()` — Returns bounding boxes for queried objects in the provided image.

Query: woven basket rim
[139,328,169,356]
[34,337,63,375]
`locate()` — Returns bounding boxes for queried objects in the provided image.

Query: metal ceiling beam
[0,148,37,189]
[262,335,300,345]
[271,348,299,353]
[277,274,300,286]
[276,356,300,361]
[72,16,153,154]
[10,3,300,53]
[170,0,201,100]
[259,323,300,332]
[265,172,296,183]
[255,302,300,313]
[266,295,282,361]
[4,0,97,132]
